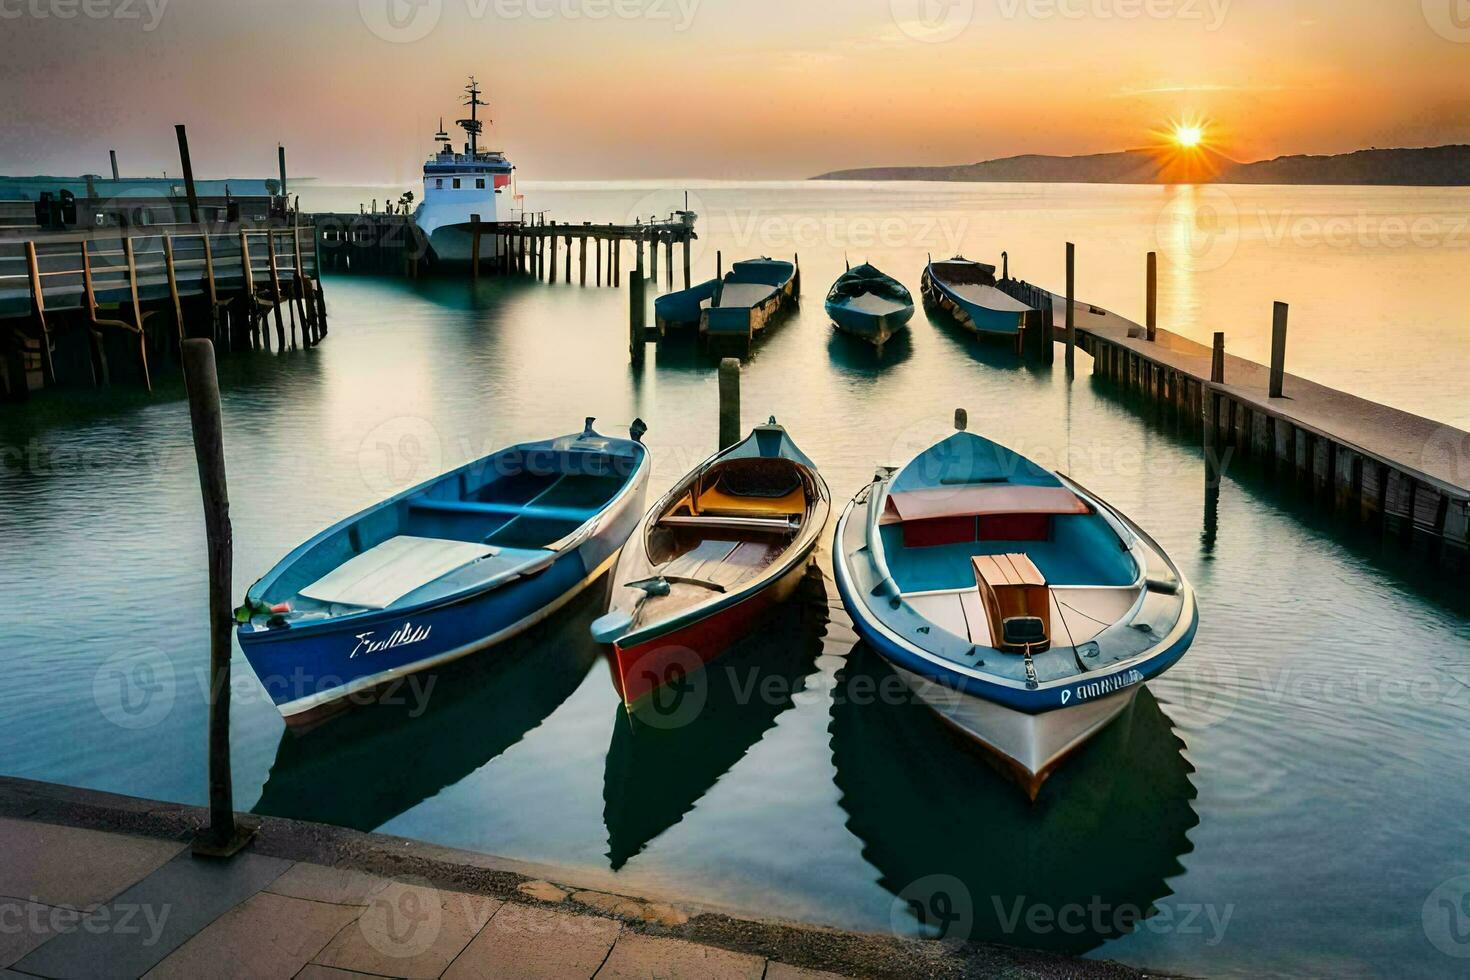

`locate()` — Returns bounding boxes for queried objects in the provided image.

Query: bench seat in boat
[300,535,555,610]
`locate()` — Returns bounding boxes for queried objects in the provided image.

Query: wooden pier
[1044,256,1470,573]
[311,211,698,289]
[0,220,325,399]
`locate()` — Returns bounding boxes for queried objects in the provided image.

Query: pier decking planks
[1051,291,1470,571]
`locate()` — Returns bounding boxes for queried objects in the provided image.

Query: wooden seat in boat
[972,554,1051,652]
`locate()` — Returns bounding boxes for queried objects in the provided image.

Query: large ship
[412,77,516,262]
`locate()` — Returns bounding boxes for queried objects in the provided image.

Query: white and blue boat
[921,256,1035,350]
[832,414,1198,798]
[237,419,649,726]
[825,263,914,352]
[654,277,719,335]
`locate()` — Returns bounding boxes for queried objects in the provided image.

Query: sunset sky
[3,0,1468,182]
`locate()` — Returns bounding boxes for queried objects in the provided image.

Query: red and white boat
[590,420,830,705]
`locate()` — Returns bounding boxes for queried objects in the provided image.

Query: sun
[1174,124,1204,149]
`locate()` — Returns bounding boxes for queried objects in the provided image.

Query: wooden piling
[1146,251,1157,342]
[471,214,482,279]
[718,358,741,451]
[564,236,572,283]
[1211,332,1226,384]
[717,250,723,280]
[180,339,251,858]
[549,222,558,284]
[266,232,287,351]
[579,235,587,286]
[683,240,691,289]
[629,244,646,364]
[23,241,54,385]
[123,238,153,391]
[238,230,258,350]
[666,239,673,291]
[162,234,185,345]
[596,237,603,287]
[1270,302,1289,398]
[174,124,200,225]
[1065,242,1076,376]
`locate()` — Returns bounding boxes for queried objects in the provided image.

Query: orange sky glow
[3,0,1468,182]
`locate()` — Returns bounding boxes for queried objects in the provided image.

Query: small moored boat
[825,263,914,352]
[654,278,720,335]
[237,419,650,726]
[591,419,829,704]
[832,413,1198,798]
[700,257,800,356]
[922,256,1036,350]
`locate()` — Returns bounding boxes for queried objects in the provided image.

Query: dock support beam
[181,339,252,858]
[719,358,741,451]
[683,240,691,289]
[1212,332,1226,384]
[1065,242,1076,377]
[1146,251,1157,342]
[1270,302,1289,398]
[470,214,482,279]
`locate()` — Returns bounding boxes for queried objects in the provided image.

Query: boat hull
[611,545,812,706]
[414,196,503,263]
[921,264,1027,348]
[827,303,914,348]
[699,261,800,356]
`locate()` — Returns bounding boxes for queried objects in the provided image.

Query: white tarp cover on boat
[716,282,779,308]
[949,283,1033,312]
[300,535,497,610]
[880,485,1090,523]
[843,293,910,315]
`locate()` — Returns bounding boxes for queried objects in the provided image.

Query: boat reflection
[253,587,604,831]
[602,565,827,870]
[826,326,913,376]
[830,643,1198,956]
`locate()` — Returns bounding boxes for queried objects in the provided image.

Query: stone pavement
[0,777,1148,979]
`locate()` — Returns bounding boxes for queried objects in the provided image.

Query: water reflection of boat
[602,567,826,870]
[830,643,1197,956]
[253,591,603,831]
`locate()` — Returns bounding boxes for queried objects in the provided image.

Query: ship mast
[457,76,488,157]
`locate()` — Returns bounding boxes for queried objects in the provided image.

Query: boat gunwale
[240,432,650,641]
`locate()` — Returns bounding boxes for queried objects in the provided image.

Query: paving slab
[0,818,183,909]
[266,863,393,906]
[443,903,621,980]
[595,933,765,980]
[142,891,361,980]
[15,849,293,980]
[294,966,395,980]
[313,883,501,979]
[0,897,59,968]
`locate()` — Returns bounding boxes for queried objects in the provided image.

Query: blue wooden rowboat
[236,419,650,727]
[700,257,800,357]
[825,263,914,352]
[921,256,1036,351]
[832,414,1198,798]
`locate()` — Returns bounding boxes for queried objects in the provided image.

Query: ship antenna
[459,75,489,156]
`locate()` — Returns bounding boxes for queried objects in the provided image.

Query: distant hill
[812,145,1470,186]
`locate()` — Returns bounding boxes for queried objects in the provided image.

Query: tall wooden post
[1065,242,1076,377]
[629,241,646,364]
[549,222,559,283]
[596,237,603,287]
[718,358,741,451]
[181,339,251,858]
[277,145,288,201]
[174,124,200,225]
[109,149,120,181]
[1146,251,1157,342]
[123,238,152,391]
[266,232,287,350]
[683,239,691,289]
[1269,302,1289,398]
[717,250,723,280]
[579,235,587,286]
[1211,332,1226,384]
[613,238,621,287]
[201,233,223,346]
[650,232,659,285]
[665,239,673,291]
[471,214,482,279]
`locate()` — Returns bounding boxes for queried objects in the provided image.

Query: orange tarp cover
[697,484,805,517]
[880,485,1088,524]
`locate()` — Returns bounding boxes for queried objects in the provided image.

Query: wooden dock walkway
[1045,286,1470,571]
[0,221,325,399]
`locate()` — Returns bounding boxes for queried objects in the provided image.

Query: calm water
[2,182,1469,978]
